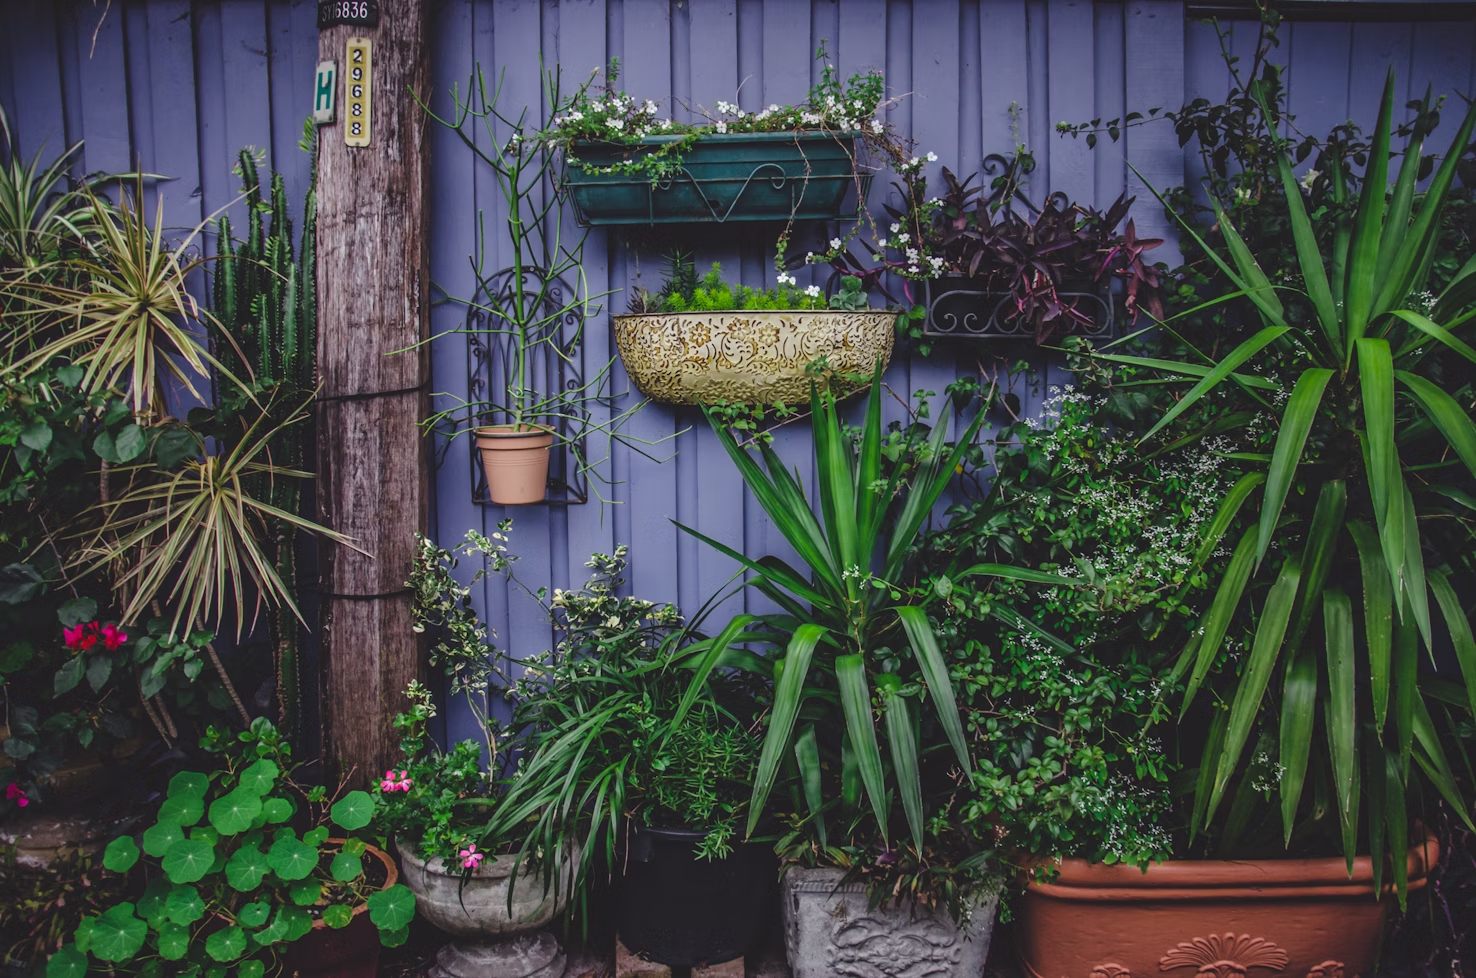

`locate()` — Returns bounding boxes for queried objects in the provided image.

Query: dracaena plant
[1111,69,1476,886]
[678,365,1060,848]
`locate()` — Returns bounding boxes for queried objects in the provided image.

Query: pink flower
[379,769,412,793]
[6,784,28,808]
[394,771,412,791]
[100,624,128,651]
[459,843,484,870]
[63,622,100,652]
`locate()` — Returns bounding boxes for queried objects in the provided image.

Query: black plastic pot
[617,825,774,967]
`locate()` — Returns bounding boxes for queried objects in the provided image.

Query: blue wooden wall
[4,0,1475,739]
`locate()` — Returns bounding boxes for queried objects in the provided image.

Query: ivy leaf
[103,836,139,873]
[208,788,263,836]
[45,946,88,978]
[289,879,323,906]
[90,903,148,962]
[158,793,204,827]
[225,844,270,891]
[91,431,120,464]
[236,759,279,796]
[330,851,363,882]
[329,790,375,831]
[267,835,319,881]
[261,797,293,824]
[164,884,205,925]
[322,904,354,930]
[160,838,215,884]
[84,655,112,693]
[141,820,184,858]
[168,771,209,798]
[366,884,416,932]
[205,926,246,962]
[156,921,190,961]
[237,901,271,928]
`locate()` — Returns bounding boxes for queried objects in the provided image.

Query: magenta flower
[6,784,28,808]
[395,770,412,791]
[459,843,484,870]
[100,623,128,651]
[380,769,412,793]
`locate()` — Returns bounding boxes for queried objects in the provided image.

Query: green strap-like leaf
[1271,143,1340,351]
[1091,353,1281,391]
[1209,555,1302,821]
[1357,338,1405,602]
[1191,707,1229,842]
[671,614,755,733]
[1411,697,1476,831]
[1348,520,1393,736]
[1141,327,1290,445]
[1397,370,1476,483]
[1366,730,1388,894]
[836,654,889,844]
[1323,586,1358,869]
[1278,647,1318,844]
[1344,70,1395,351]
[793,724,826,847]
[1192,472,1266,570]
[1392,309,1476,365]
[747,625,824,837]
[884,405,989,579]
[896,605,969,770]
[881,688,924,846]
[1287,479,1347,651]
[1428,568,1476,719]
[855,366,885,564]
[1392,601,1419,771]
[1375,106,1426,287]
[1399,477,1431,649]
[1257,369,1334,562]
[1184,526,1259,713]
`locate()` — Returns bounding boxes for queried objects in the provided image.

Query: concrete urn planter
[397,841,576,978]
[782,867,1000,978]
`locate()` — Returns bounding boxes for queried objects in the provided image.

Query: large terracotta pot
[284,841,397,978]
[474,425,554,505]
[397,840,576,978]
[1017,835,1439,978]
[612,310,894,405]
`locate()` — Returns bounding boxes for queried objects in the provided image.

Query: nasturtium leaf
[190,825,219,846]
[45,946,88,978]
[366,884,416,932]
[261,797,293,824]
[136,878,172,924]
[158,793,204,826]
[205,967,226,978]
[90,903,148,962]
[238,961,265,978]
[267,835,318,881]
[225,844,270,891]
[289,879,323,906]
[321,904,354,930]
[160,838,215,884]
[141,820,184,858]
[302,826,329,848]
[340,836,367,857]
[155,922,190,961]
[103,835,140,873]
[330,851,363,882]
[378,924,410,948]
[237,901,271,928]
[250,913,288,947]
[208,788,263,836]
[204,926,246,962]
[329,790,375,831]
[280,905,313,942]
[168,771,209,799]
[164,884,205,925]
[72,918,94,954]
[236,759,279,796]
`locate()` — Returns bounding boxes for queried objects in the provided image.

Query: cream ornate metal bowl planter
[612,309,895,406]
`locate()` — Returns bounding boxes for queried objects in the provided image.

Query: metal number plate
[344,38,371,146]
[318,0,378,29]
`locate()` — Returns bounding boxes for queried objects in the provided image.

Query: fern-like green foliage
[656,260,831,312]
[207,131,319,745]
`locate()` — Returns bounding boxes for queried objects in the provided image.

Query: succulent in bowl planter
[616,258,895,406]
[41,719,414,978]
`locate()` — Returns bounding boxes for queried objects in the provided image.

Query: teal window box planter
[562,131,868,226]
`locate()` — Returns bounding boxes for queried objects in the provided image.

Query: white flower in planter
[804,285,821,298]
[830,238,842,250]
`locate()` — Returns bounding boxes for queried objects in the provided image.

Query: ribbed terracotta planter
[1017,835,1439,978]
[612,310,894,405]
[474,425,554,505]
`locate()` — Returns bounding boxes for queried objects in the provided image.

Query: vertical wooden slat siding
[4,1,1476,743]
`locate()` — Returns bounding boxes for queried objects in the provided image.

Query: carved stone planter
[612,310,894,405]
[397,841,576,978]
[782,866,1000,978]
[1016,834,1440,978]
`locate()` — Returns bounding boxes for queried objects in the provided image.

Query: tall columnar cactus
[209,134,318,743]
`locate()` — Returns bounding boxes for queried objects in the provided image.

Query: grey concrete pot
[397,840,576,978]
[781,866,1000,978]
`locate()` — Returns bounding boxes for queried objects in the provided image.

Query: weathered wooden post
[314,0,430,783]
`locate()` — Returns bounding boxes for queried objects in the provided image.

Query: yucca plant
[1110,70,1476,887]
[678,366,1060,848]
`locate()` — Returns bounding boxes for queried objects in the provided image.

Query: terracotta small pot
[1017,833,1439,978]
[474,425,554,505]
[284,840,398,978]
